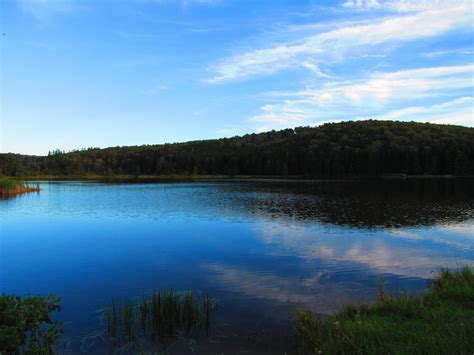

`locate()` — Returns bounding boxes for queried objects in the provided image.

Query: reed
[202,292,213,335]
[104,290,216,349]
[122,299,135,340]
[0,178,40,197]
[139,296,149,331]
[105,300,118,339]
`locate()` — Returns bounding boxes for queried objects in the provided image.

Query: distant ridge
[1,120,473,177]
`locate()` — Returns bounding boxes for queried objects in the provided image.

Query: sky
[0,0,473,155]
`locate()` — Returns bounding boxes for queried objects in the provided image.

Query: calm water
[1,179,473,353]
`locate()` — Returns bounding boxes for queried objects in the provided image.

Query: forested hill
[2,120,473,177]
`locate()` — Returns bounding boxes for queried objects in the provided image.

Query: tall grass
[0,178,21,190]
[294,266,474,354]
[104,290,216,350]
[0,177,39,196]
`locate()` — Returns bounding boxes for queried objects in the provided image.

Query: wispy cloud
[202,262,317,305]
[254,222,474,279]
[16,0,82,22]
[378,97,473,125]
[202,261,366,313]
[422,48,474,58]
[251,64,474,130]
[204,1,472,83]
[152,0,223,8]
[182,0,222,4]
[342,0,382,9]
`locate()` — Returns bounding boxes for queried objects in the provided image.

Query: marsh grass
[0,178,39,197]
[294,266,474,354]
[104,290,215,351]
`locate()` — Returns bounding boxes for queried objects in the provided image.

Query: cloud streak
[252,64,474,130]
[204,1,472,83]
[16,0,82,22]
[254,222,474,279]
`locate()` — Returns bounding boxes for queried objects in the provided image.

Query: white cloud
[342,0,381,9]
[204,1,472,83]
[343,0,469,12]
[425,109,473,127]
[16,0,81,21]
[379,97,474,124]
[254,223,474,279]
[301,62,332,78]
[202,262,363,313]
[381,0,469,13]
[184,0,221,3]
[422,48,474,58]
[202,262,317,305]
[251,64,474,131]
[322,65,473,105]
[253,104,306,126]
[153,0,222,7]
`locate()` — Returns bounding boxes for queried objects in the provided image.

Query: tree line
[1,120,473,177]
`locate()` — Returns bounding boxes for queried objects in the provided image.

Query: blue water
[1,179,473,353]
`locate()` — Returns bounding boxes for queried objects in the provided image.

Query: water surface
[1,179,473,353]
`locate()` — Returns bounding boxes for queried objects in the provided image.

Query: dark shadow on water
[216,178,474,228]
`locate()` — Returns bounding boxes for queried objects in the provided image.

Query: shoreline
[0,185,40,197]
[13,174,472,182]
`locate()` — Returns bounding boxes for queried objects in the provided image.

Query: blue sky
[1,0,473,155]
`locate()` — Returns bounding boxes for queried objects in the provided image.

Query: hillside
[1,120,473,178]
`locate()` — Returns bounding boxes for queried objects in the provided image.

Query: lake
[1,179,473,353]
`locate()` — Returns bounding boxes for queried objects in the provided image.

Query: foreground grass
[0,177,39,197]
[295,266,474,354]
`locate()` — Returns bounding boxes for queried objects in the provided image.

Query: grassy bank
[295,266,474,354]
[0,178,40,197]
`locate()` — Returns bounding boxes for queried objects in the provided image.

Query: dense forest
[1,120,473,177]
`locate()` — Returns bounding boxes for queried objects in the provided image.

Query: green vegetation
[294,266,474,354]
[0,177,39,197]
[0,294,62,354]
[104,290,215,350]
[1,120,473,178]
[0,178,22,190]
